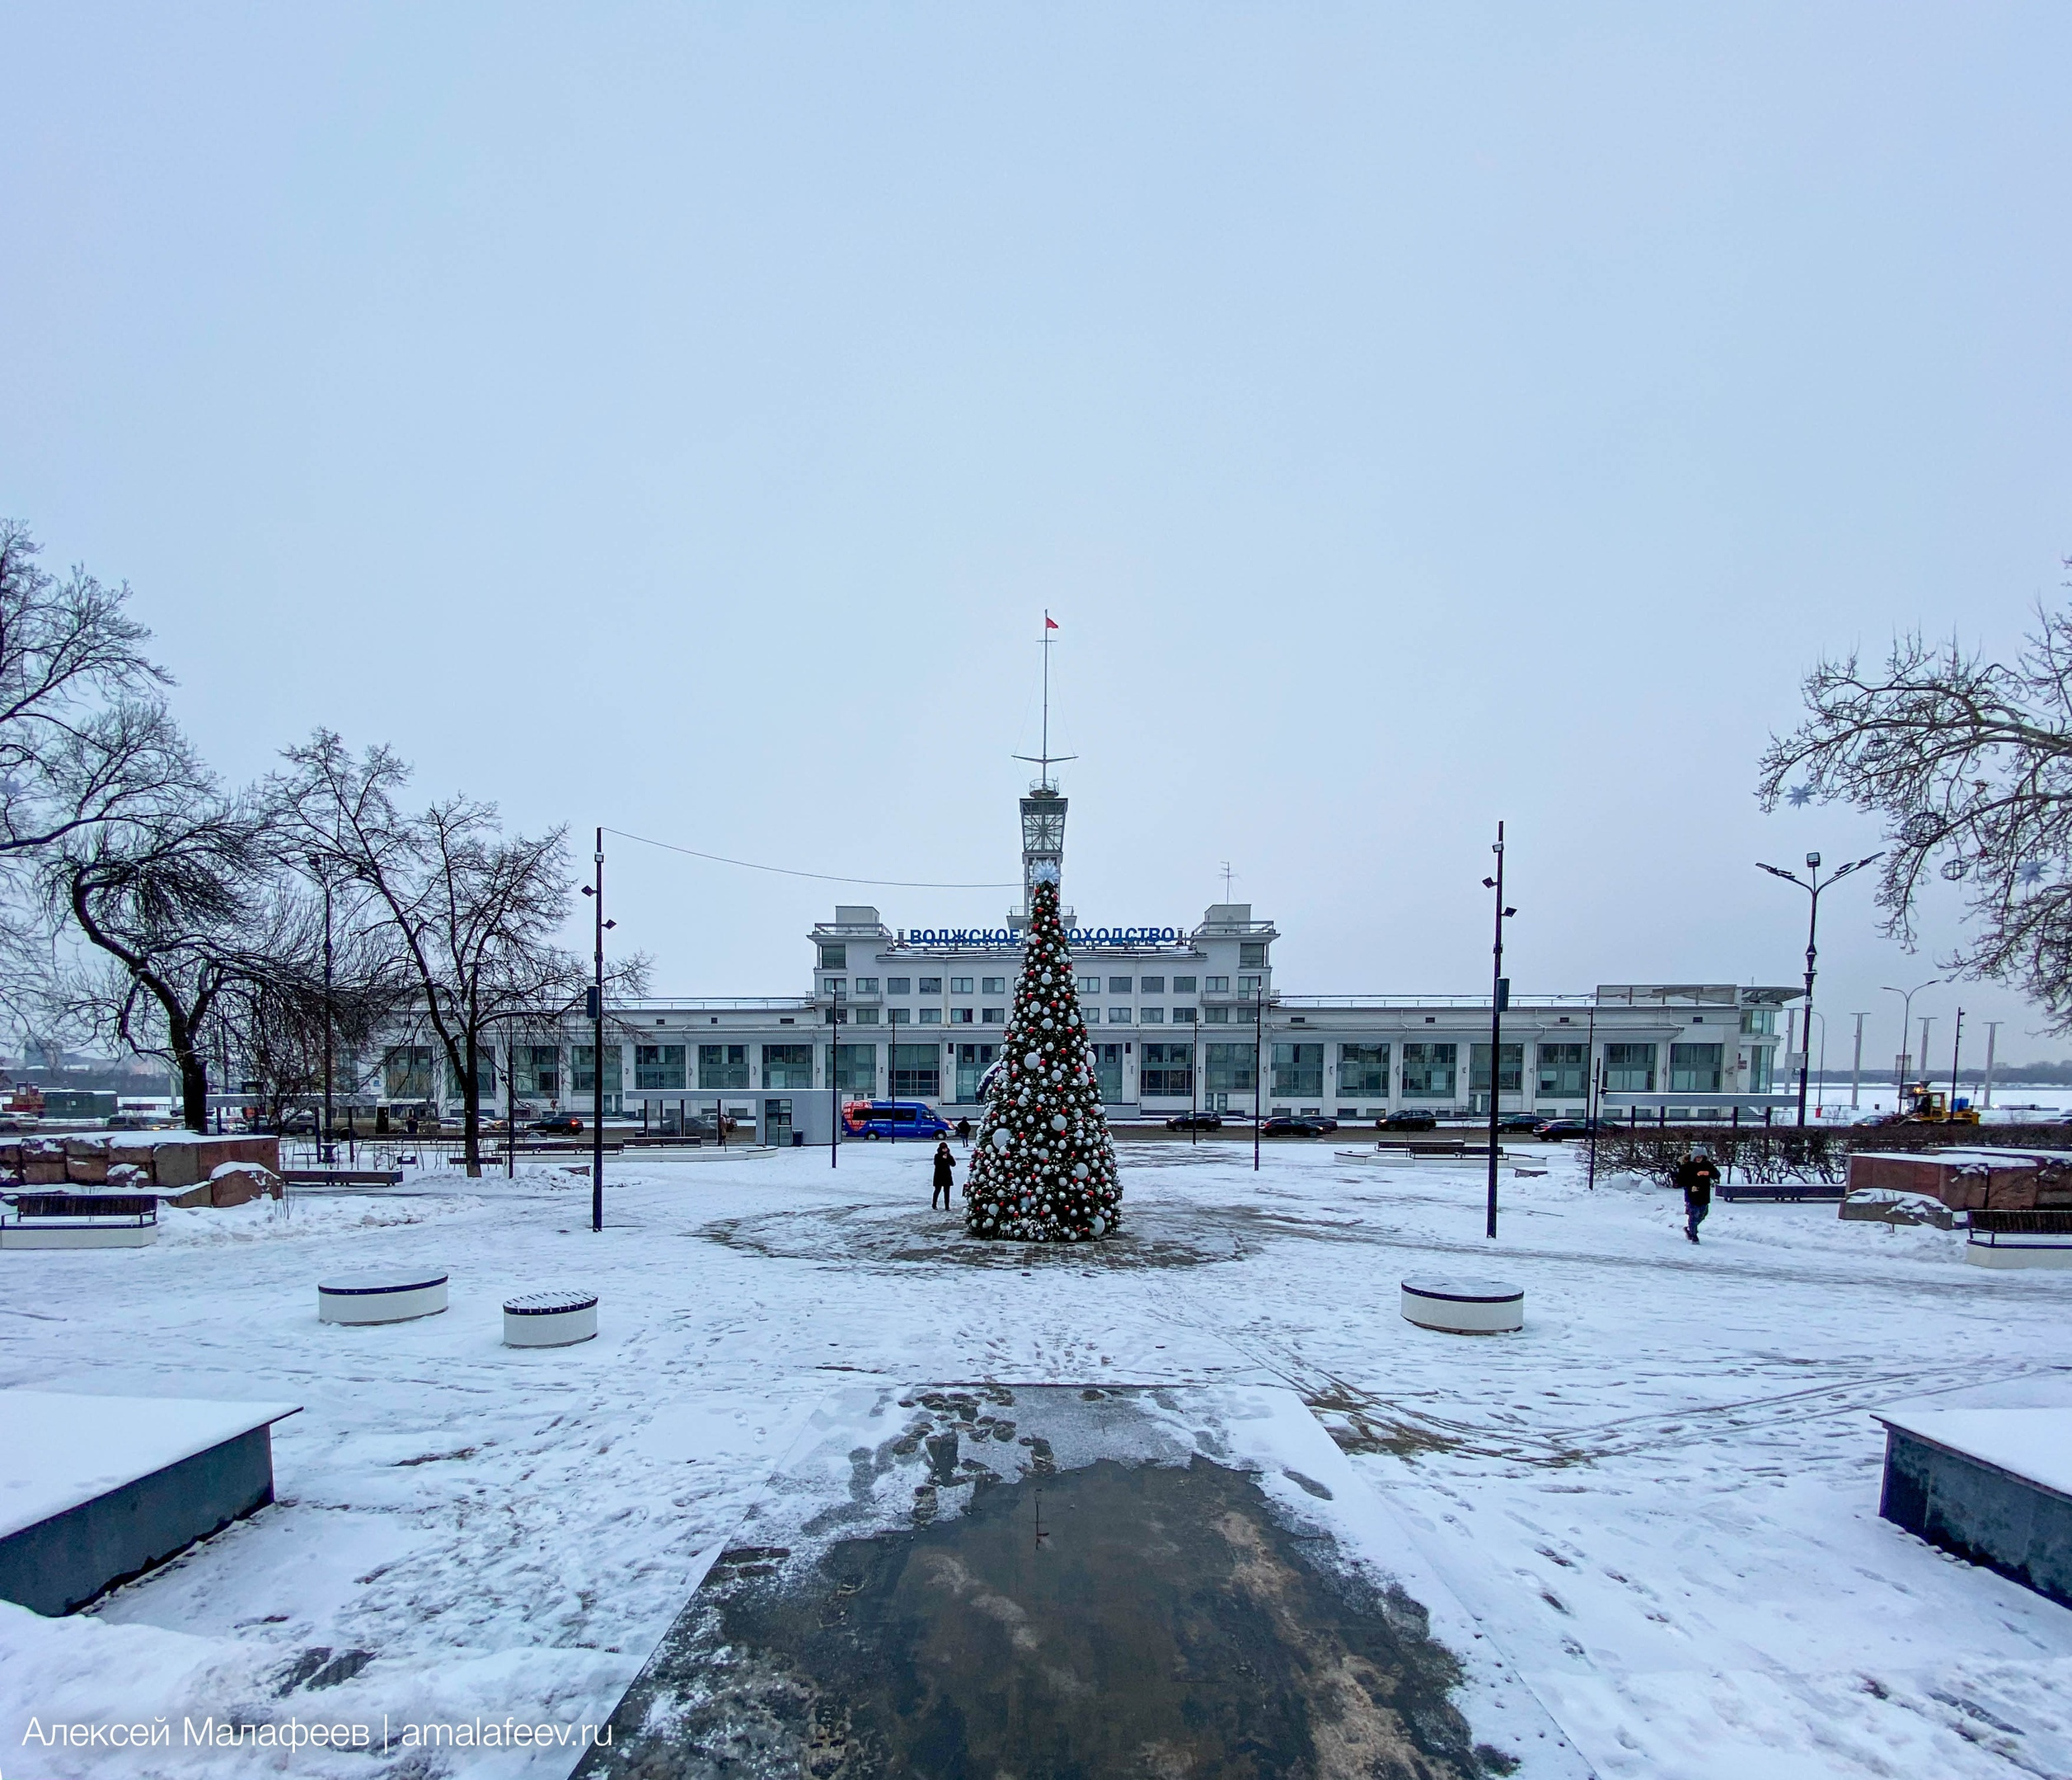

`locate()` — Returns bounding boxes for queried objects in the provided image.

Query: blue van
[841,1099,952,1140]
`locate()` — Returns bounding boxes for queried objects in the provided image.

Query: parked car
[1165,1112,1223,1131]
[1263,1114,1338,1137]
[1534,1117,1610,1140]
[841,1099,953,1140]
[531,1113,584,1135]
[1379,1110,1438,1131]
[1495,1112,1544,1132]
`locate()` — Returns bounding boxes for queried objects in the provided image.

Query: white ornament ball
[991,1127,1012,1150]
[1050,1114,1066,1131]
[1090,1216,1106,1236]
[1073,1162,1088,1178]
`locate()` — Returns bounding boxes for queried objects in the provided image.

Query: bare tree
[46,785,280,1130]
[0,522,194,1022]
[278,732,640,1177]
[1759,580,2072,1026]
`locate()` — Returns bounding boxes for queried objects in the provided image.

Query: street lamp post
[1982,1020,2003,1110]
[1950,1008,1965,1111]
[1882,979,1939,1093]
[307,855,335,1160]
[1756,850,1882,1127]
[1849,1012,1869,1110]
[1253,985,1264,1173]
[579,829,615,1233]
[830,979,843,1169]
[1482,822,1517,1241]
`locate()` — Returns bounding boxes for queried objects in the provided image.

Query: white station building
[375,784,1802,1145]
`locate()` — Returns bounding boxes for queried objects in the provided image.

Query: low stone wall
[1846,1150,2072,1212]
[2,1134,281,1189]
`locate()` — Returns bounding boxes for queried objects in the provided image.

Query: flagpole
[1041,611,1051,787]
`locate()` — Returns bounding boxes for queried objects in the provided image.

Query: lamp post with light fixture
[1482,823,1516,1240]
[1756,850,1881,1128]
[579,828,616,1232]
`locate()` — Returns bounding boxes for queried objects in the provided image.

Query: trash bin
[792,1130,804,1147]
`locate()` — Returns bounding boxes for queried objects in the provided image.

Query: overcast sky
[7,4,2070,1077]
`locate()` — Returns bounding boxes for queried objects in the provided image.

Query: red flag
[1044,615,1059,630]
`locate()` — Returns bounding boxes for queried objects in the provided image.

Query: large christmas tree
[964,873,1123,1242]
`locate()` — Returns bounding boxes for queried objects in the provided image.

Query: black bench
[1719,1181,1845,1202]
[280,1169,405,1188]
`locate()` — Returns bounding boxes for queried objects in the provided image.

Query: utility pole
[1982,1020,2003,1110]
[1918,1015,1935,1096]
[1950,1009,1964,1110]
[1482,822,1516,1241]
[1849,1012,1868,1109]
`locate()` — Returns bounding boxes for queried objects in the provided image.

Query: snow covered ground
[2,1136,2070,1778]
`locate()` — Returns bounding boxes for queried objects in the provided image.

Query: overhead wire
[601,827,1017,890]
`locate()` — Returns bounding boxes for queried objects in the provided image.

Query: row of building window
[381,1037,1747,1103]
[826,973,1264,998]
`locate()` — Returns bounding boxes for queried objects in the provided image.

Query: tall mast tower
[1013,611,1075,920]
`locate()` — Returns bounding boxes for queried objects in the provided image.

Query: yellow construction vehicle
[1893,1082,1981,1125]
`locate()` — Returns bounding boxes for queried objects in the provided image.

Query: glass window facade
[1605,1042,1657,1093]
[1173,976,1196,992]
[1141,1007,1165,1024]
[1078,975,1100,993]
[1204,1007,1229,1024]
[949,977,973,994]
[917,977,942,995]
[1205,976,1229,992]
[1173,1006,1196,1023]
[918,1008,942,1024]
[818,944,846,969]
[1401,1042,1457,1098]
[982,1007,1005,1024]
[828,1043,875,1094]
[890,1043,940,1098]
[1205,1043,1257,1094]
[1091,1043,1125,1103]
[1470,1044,1525,1094]
[1107,1008,1132,1024]
[949,1008,973,1024]
[888,1008,912,1024]
[854,1008,880,1025]
[954,1042,999,1100]
[1272,1042,1324,1098]
[982,977,1006,994]
[762,1043,814,1089]
[1084,1008,1100,1023]
[1338,1043,1390,1097]
[1669,1043,1723,1093]
[383,1045,434,1101]
[1746,1047,1774,1092]
[571,1044,622,1094]
[1239,942,1268,968]
[1109,977,1132,994]
[886,977,911,995]
[697,1043,748,1089]
[1141,1042,1193,1097]
[518,1044,560,1097]
[1536,1042,1587,1099]
[1740,1007,1777,1035]
[855,978,879,994]
[637,1044,687,1090]
[1141,976,1165,993]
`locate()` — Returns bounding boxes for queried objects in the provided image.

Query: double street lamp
[1756,850,1881,1127]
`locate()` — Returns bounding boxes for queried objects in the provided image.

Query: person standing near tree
[931,1139,956,1211]
[1674,1150,1719,1244]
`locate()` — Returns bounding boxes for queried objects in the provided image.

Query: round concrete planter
[317,1267,449,1324]
[1400,1275,1524,1334]
[504,1290,598,1347]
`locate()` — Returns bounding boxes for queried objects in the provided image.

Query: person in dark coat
[955,1117,973,1144]
[1674,1150,1719,1243]
[931,1140,957,1211]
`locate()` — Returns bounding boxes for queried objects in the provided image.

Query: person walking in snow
[931,1140,957,1211]
[1674,1150,1718,1244]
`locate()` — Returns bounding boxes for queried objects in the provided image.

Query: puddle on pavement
[580,1449,1499,1778]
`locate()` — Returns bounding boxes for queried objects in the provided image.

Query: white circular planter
[318,1267,449,1324]
[504,1290,598,1347]
[1401,1275,1524,1334]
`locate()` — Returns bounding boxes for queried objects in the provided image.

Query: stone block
[208,1163,283,1207]
[1840,1187,1956,1228]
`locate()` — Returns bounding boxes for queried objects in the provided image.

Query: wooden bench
[281,1169,405,1188]
[1719,1181,1845,1202]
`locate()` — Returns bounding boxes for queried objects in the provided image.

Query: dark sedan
[1165,1112,1223,1131]
[531,1113,584,1135]
[1263,1115,1338,1137]
[1534,1117,1609,1140]
[1379,1110,1438,1131]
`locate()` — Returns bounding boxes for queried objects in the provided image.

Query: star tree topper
[963,877,1123,1243]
